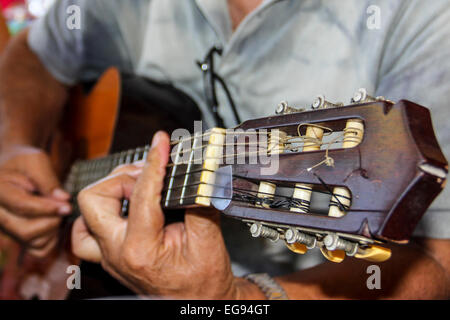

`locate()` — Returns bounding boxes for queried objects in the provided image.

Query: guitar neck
[64,128,228,210]
[64,144,150,197]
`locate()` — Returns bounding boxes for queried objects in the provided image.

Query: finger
[127,131,170,245]
[0,147,70,200]
[0,170,36,192]
[71,217,102,263]
[0,206,61,243]
[29,231,58,249]
[0,175,71,216]
[84,165,142,193]
[26,235,59,258]
[50,188,71,201]
[110,163,144,177]
[77,171,137,250]
[20,152,63,196]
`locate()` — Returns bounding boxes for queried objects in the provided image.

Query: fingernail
[151,131,163,148]
[52,188,70,200]
[58,205,72,215]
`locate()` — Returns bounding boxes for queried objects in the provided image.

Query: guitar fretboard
[64,145,151,197]
[64,128,229,210]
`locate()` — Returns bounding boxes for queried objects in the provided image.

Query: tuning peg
[275,101,305,115]
[323,233,358,256]
[311,95,344,110]
[249,223,280,242]
[284,228,317,249]
[351,88,394,104]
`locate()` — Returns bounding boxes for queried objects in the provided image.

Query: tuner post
[311,95,343,110]
[275,101,305,115]
[323,234,358,256]
[257,129,287,208]
[290,112,325,213]
[328,119,364,218]
[250,223,280,242]
[351,88,394,104]
[285,228,317,249]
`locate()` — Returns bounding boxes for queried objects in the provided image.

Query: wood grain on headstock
[223,101,447,243]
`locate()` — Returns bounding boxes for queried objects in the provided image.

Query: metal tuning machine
[275,101,305,115]
[351,88,395,104]
[311,95,344,110]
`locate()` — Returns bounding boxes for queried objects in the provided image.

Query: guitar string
[161,180,351,202]
[165,139,345,167]
[69,124,361,201]
[159,180,381,214]
[166,122,352,167]
[70,157,351,213]
[71,135,343,178]
[167,127,340,158]
[69,138,348,195]
[70,136,345,193]
[72,124,350,174]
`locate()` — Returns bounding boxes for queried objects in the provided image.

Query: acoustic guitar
[0,67,447,299]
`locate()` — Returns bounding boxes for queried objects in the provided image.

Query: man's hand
[0,145,71,257]
[72,131,264,299]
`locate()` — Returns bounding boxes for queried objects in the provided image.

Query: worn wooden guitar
[0,67,447,299]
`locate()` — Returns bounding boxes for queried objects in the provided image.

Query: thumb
[185,208,225,252]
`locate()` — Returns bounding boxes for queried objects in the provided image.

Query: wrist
[232,277,267,300]
[0,144,44,165]
[0,125,39,149]
[0,137,39,152]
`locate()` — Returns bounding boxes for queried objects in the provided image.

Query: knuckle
[18,227,38,243]
[77,188,90,206]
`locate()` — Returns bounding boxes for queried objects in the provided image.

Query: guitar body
[0,67,202,299]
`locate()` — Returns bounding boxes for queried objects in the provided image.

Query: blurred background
[0,0,53,34]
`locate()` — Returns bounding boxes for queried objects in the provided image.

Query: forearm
[274,239,449,300]
[0,29,69,149]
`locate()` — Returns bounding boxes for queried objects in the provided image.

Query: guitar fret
[142,145,150,160]
[180,133,202,205]
[133,149,140,162]
[165,142,183,207]
[67,141,194,199]
[126,149,133,164]
[134,147,144,162]
[112,153,120,168]
[118,151,124,166]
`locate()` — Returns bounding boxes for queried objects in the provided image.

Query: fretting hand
[72,131,264,299]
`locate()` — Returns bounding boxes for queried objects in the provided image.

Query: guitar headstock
[207,89,447,263]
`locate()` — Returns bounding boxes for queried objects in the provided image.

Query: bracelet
[244,273,289,300]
